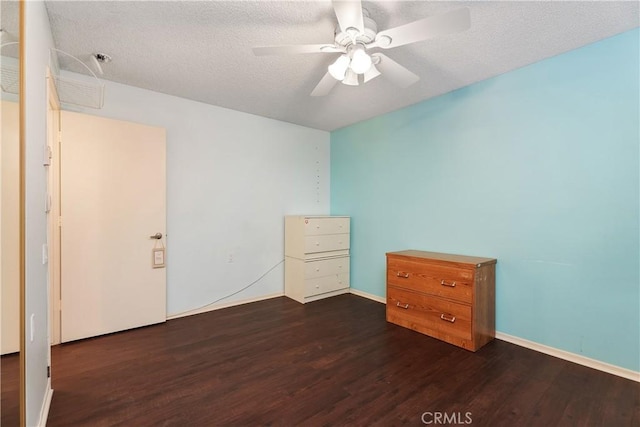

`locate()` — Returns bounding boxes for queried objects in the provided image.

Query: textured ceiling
[44,1,639,131]
[0,1,19,46]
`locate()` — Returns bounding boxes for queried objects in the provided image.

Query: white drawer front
[304,217,350,236]
[306,273,350,297]
[304,257,350,279]
[304,234,349,254]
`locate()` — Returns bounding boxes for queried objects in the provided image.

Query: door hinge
[47,366,51,378]
[58,216,62,227]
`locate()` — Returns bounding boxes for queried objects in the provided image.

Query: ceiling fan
[253,0,471,96]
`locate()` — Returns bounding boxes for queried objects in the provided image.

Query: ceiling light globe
[350,47,372,74]
[342,68,359,86]
[328,54,350,81]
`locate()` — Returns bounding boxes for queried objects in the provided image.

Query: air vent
[53,74,105,109]
[0,62,18,94]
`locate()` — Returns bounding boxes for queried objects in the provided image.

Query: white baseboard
[38,383,53,427]
[349,288,386,304]
[496,332,639,382]
[167,289,639,382]
[347,289,639,382]
[166,292,284,320]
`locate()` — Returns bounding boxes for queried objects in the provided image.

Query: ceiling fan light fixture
[350,45,372,74]
[328,54,350,81]
[253,2,472,97]
[343,68,359,86]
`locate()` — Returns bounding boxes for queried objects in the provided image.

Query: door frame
[47,69,61,346]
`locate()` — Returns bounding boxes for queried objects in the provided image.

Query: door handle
[150,233,163,239]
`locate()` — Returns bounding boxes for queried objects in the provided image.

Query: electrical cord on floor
[171,259,285,318]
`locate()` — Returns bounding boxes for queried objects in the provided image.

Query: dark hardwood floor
[9,295,640,426]
[1,352,19,426]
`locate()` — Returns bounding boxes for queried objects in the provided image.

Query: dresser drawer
[304,256,349,279]
[305,273,349,297]
[304,217,350,236]
[304,234,349,254]
[387,257,474,304]
[387,286,472,342]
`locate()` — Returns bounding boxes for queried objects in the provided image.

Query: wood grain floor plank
[1,353,19,426]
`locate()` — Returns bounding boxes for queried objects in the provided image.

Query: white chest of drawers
[284,216,350,304]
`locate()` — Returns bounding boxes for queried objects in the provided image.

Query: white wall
[60,73,330,316]
[24,1,54,425]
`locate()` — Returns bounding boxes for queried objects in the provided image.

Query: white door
[60,111,166,342]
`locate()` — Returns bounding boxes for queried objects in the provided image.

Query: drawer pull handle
[396,302,409,309]
[396,272,409,278]
[440,313,456,323]
[440,279,456,287]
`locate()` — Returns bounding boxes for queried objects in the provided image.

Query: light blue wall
[331,29,639,371]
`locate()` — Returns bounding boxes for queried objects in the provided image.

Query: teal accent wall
[331,29,640,371]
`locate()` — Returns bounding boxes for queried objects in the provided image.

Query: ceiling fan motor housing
[334,15,377,47]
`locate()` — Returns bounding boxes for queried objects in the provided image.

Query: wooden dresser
[386,250,496,351]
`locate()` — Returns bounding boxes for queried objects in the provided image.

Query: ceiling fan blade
[374,53,419,88]
[311,72,339,97]
[375,7,470,49]
[332,0,365,34]
[253,44,343,56]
